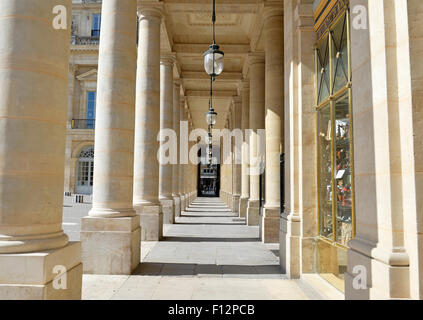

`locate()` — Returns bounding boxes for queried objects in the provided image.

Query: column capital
[263,2,284,20]
[160,53,176,66]
[232,95,242,106]
[247,52,265,66]
[138,2,164,20]
[241,80,250,89]
[238,80,250,95]
[174,78,182,87]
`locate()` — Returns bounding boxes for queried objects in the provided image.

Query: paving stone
[65,197,328,300]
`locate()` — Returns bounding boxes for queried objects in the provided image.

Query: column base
[232,195,240,214]
[345,238,410,300]
[173,195,181,219]
[161,198,175,225]
[81,216,141,275]
[239,197,249,218]
[136,204,163,241]
[247,200,260,226]
[180,195,185,213]
[0,242,82,300]
[262,206,280,243]
[279,213,301,279]
[184,193,189,209]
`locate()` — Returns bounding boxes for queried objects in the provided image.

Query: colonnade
[1,0,422,301]
[82,1,197,275]
[219,4,284,245]
[0,0,197,299]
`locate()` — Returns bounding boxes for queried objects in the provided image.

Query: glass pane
[78,161,89,186]
[334,93,353,245]
[318,104,333,239]
[92,14,101,37]
[317,36,330,104]
[90,162,94,186]
[87,91,96,129]
[331,15,349,94]
[317,239,347,293]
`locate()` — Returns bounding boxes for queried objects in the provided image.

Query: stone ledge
[0,263,83,300]
[81,215,140,232]
[0,241,81,285]
[81,216,141,275]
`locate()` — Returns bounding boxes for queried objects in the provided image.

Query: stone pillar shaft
[172,81,181,217]
[82,0,140,275]
[159,55,175,224]
[0,0,82,299]
[280,0,315,279]
[247,54,265,226]
[90,0,137,218]
[263,5,284,243]
[345,0,415,299]
[232,98,242,214]
[179,100,186,211]
[134,6,163,240]
[240,82,250,217]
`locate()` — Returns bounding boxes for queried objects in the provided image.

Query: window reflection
[318,104,333,239]
[334,94,353,246]
[317,36,330,104]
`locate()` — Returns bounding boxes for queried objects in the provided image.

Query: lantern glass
[206,110,217,126]
[204,47,224,76]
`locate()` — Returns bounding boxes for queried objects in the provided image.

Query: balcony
[79,0,102,3]
[71,35,99,46]
[72,119,95,130]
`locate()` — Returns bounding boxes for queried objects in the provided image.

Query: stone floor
[63,197,343,300]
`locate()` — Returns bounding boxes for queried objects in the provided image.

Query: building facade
[0,0,422,300]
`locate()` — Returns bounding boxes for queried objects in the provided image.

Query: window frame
[315,8,356,248]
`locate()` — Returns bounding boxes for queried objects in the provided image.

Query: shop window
[315,7,354,292]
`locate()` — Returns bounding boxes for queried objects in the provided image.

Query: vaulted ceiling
[155,0,266,129]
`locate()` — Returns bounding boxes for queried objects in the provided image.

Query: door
[76,146,94,195]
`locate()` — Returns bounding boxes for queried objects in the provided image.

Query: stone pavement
[63,197,342,300]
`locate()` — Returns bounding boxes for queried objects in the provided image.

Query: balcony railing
[72,119,95,130]
[71,35,99,46]
[80,0,102,3]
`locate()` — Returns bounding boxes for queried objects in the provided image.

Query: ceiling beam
[164,0,260,13]
[186,90,238,98]
[182,71,242,82]
[173,43,250,55]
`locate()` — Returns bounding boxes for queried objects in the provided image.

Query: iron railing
[71,35,99,46]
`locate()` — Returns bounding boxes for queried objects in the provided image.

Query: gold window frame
[315,7,356,249]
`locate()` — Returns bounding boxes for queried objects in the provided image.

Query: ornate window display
[315,4,354,292]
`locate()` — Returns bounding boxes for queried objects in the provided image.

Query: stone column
[179,99,187,211]
[262,4,284,243]
[344,0,417,299]
[81,0,140,275]
[134,5,163,241]
[183,112,191,209]
[159,54,176,225]
[0,0,82,299]
[280,0,316,279]
[247,54,265,226]
[407,0,423,300]
[172,80,182,218]
[231,97,242,214]
[240,81,250,217]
